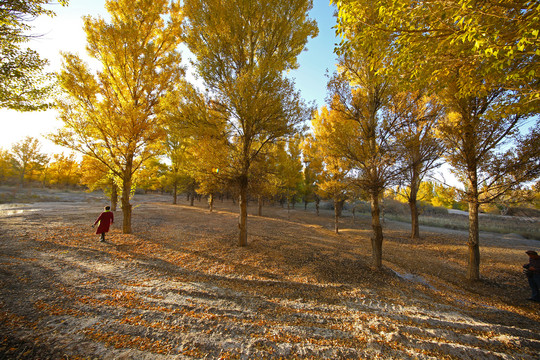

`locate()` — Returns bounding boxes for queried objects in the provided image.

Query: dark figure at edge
[523,250,540,302]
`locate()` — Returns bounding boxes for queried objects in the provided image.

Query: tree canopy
[333,0,539,107]
[0,0,69,111]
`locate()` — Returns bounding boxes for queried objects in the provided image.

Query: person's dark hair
[105,206,111,211]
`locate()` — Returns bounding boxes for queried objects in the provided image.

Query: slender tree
[275,136,304,211]
[163,84,233,207]
[184,0,317,246]
[310,107,352,234]
[392,92,444,239]
[327,64,401,269]
[0,149,15,183]
[301,135,324,215]
[52,0,185,233]
[44,153,81,187]
[164,133,188,205]
[438,83,539,280]
[10,136,48,187]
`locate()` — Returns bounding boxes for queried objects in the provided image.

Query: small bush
[382,199,409,216]
[418,201,448,216]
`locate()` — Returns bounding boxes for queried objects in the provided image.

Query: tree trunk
[190,192,195,206]
[315,197,320,216]
[334,198,340,234]
[467,200,480,280]
[110,182,118,212]
[121,171,132,234]
[238,174,248,246]
[467,169,480,281]
[208,193,214,212]
[409,166,421,239]
[19,166,26,188]
[409,199,419,239]
[287,195,291,219]
[370,192,384,269]
[258,195,263,216]
[173,182,177,205]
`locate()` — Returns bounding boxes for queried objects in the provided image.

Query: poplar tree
[301,135,324,215]
[183,0,317,246]
[275,136,304,210]
[392,92,444,239]
[52,0,185,233]
[310,107,352,234]
[10,136,48,187]
[326,12,401,268]
[437,82,539,280]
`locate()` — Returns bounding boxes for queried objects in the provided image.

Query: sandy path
[0,194,539,359]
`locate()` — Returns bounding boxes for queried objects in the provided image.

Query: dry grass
[385,213,540,240]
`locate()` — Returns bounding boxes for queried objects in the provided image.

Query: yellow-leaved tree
[301,134,324,215]
[275,135,304,210]
[51,0,185,233]
[437,86,539,280]
[325,73,402,268]
[43,153,82,188]
[391,92,444,239]
[0,149,15,184]
[79,155,120,211]
[10,136,49,187]
[163,84,233,209]
[183,0,317,246]
[309,108,352,234]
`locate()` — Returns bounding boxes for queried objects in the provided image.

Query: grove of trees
[2,0,539,280]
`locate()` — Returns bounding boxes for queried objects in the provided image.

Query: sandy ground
[0,190,539,359]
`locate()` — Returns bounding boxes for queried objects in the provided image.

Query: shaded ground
[0,190,539,359]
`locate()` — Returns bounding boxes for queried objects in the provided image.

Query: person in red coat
[93,206,114,242]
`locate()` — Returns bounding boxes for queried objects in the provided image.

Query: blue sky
[0,0,339,153]
[291,0,339,108]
